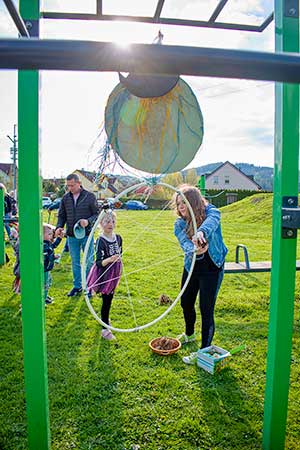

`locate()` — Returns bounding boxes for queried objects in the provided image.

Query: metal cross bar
[209,0,229,22]
[3,0,30,37]
[1,39,300,84]
[96,0,102,16]
[154,0,165,21]
[259,13,274,32]
[40,11,272,33]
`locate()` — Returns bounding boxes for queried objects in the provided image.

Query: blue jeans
[68,235,94,289]
[4,213,11,238]
[44,271,52,300]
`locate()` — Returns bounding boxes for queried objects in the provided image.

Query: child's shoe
[101,329,116,341]
[177,333,196,344]
[182,352,198,365]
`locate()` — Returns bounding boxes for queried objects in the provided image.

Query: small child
[87,211,122,340]
[12,236,21,294]
[43,223,62,305]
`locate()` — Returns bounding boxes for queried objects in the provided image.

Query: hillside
[221,192,273,224]
[193,162,273,191]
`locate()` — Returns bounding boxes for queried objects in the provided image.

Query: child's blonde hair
[43,223,55,232]
[172,184,208,238]
[100,211,117,227]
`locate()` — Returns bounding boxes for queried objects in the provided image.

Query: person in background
[43,223,62,305]
[8,190,18,216]
[0,183,13,240]
[55,173,99,297]
[173,184,227,365]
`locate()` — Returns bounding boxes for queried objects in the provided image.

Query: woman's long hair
[173,184,208,238]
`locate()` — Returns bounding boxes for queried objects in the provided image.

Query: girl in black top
[87,211,122,340]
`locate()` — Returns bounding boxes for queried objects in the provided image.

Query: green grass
[0,193,299,450]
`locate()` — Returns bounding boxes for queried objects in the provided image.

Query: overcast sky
[0,0,274,178]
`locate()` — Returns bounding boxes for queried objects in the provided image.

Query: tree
[43,180,56,195]
[159,172,184,199]
[184,168,198,186]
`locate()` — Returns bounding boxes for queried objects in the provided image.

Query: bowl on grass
[149,336,181,356]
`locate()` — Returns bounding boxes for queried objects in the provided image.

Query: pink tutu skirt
[87,260,122,295]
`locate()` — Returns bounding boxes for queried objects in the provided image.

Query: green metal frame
[13,1,299,449]
[19,1,50,449]
[263,1,299,448]
[198,174,206,197]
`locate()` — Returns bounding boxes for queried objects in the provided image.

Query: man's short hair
[66,173,80,183]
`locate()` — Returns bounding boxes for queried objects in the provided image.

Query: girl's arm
[52,237,62,249]
[96,238,119,268]
[174,219,194,255]
[198,204,221,239]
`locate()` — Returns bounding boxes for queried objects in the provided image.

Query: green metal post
[18,1,50,449]
[198,174,206,197]
[263,1,299,449]
[0,187,4,265]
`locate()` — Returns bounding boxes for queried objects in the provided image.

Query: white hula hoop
[82,181,197,333]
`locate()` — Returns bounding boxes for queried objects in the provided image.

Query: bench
[224,244,300,273]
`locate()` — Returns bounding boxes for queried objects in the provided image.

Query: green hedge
[205,189,266,208]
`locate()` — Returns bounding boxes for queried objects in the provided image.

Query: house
[74,169,136,199]
[205,161,261,191]
[0,163,16,190]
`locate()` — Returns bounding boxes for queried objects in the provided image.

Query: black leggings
[101,293,113,328]
[181,262,224,348]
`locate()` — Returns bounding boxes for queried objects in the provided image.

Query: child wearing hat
[43,223,63,305]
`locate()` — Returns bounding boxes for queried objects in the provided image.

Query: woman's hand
[195,242,208,255]
[192,230,206,247]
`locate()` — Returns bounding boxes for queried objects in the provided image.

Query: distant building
[0,163,16,190]
[205,161,261,191]
[44,170,138,199]
[74,169,135,199]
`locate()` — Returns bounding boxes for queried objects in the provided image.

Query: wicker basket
[149,337,181,356]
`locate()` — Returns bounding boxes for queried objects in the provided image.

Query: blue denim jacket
[174,203,228,272]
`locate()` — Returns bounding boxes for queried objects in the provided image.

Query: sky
[0,0,275,178]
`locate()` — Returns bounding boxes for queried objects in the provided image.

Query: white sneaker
[101,329,116,341]
[182,352,198,365]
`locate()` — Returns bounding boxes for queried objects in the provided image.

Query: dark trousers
[101,293,113,328]
[181,262,224,348]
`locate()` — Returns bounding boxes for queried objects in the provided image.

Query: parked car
[42,197,52,209]
[47,198,62,211]
[124,200,148,210]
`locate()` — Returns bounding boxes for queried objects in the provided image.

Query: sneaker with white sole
[101,329,116,341]
[177,333,196,344]
[182,352,198,365]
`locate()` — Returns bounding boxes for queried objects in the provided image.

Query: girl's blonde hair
[100,211,116,227]
[173,184,208,238]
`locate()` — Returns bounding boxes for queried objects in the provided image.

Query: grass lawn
[0,193,299,449]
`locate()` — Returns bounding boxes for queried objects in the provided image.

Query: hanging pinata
[104,66,204,174]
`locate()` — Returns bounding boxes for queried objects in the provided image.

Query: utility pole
[7,124,18,196]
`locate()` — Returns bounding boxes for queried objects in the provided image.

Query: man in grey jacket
[56,173,99,297]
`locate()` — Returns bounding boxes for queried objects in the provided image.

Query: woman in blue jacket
[174,185,227,363]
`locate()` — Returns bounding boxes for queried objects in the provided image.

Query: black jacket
[44,237,62,272]
[56,188,99,237]
[4,194,13,215]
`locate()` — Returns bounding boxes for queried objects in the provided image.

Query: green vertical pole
[263,1,299,449]
[198,174,206,197]
[0,187,4,265]
[18,1,50,449]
